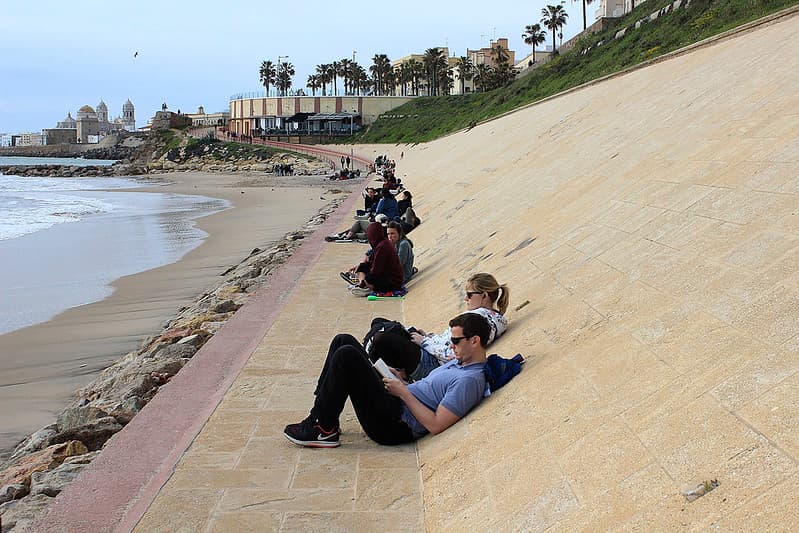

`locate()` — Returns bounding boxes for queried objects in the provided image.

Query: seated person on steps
[369,273,509,380]
[345,222,404,297]
[283,313,491,448]
[386,221,415,284]
[374,188,399,221]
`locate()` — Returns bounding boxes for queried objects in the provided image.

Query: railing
[197,129,373,172]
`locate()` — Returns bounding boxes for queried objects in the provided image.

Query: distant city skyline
[0,0,587,134]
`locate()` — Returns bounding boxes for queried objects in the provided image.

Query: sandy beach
[0,170,358,458]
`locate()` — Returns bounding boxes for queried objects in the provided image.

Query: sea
[0,156,230,336]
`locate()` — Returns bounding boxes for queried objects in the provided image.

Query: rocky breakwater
[0,163,147,178]
[147,137,334,175]
[0,193,347,531]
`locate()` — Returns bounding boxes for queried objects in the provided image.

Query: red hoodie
[366,222,404,288]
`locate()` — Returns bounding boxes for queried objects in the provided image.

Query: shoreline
[0,170,360,459]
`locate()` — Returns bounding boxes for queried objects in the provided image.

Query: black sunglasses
[450,335,471,345]
[465,291,482,298]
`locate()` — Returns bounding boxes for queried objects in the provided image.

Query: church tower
[96,100,109,123]
[122,99,135,131]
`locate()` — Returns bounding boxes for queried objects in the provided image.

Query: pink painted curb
[32,183,365,532]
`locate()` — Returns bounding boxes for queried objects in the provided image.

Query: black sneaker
[284,417,340,448]
[340,271,357,284]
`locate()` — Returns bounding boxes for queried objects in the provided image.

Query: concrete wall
[387,9,799,530]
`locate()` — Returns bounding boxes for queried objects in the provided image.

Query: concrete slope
[393,9,799,531]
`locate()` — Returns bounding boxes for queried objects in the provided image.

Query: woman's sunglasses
[465,291,482,299]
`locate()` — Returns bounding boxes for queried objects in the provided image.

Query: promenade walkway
[34,6,799,531]
[131,232,423,531]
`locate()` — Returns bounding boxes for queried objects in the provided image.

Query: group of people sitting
[284,272,512,448]
[283,153,518,449]
[326,178,421,297]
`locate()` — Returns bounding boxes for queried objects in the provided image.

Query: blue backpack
[484,353,524,393]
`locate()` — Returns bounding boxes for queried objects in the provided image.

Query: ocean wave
[0,192,117,241]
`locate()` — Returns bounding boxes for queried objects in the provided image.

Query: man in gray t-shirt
[284,313,490,448]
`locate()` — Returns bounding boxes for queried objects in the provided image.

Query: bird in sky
[133,51,139,58]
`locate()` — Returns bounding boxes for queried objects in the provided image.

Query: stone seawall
[0,144,92,158]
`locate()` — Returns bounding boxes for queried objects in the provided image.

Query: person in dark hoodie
[350,222,404,297]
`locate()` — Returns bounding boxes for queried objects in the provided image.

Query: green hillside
[355,0,798,143]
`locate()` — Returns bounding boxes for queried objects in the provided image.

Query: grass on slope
[355,0,797,143]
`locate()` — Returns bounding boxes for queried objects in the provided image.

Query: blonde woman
[369,273,509,380]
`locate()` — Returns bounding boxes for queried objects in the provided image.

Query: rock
[213,298,239,313]
[108,407,137,426]
[30,461,87,496]
[7,425,58,464]
[62,451,101,466]
[153,342,197,360]
[47,417,123,451]
[0,493,54,532]
[199,321,225,335]
[176,333,203,347]
[56,406,108,432]
[0,441,88,488]
[156,327,192,343]
[0,483,28,505]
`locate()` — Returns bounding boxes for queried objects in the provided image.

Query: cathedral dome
[78,105,95,114]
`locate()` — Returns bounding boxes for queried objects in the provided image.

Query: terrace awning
[307,112,359,121]
[285,112,313,122]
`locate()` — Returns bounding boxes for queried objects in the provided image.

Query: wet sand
[0,171,354,458]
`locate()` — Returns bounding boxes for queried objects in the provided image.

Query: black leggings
[313,334,415,445]
[367,332,422,378]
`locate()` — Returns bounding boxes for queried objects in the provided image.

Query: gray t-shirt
[400,359,486,438]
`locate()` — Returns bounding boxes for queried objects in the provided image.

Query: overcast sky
[0,0,588,134]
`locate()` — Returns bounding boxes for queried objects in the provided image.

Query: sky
[0,0,589,134]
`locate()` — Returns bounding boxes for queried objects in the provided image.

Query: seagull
[133,51,139,58]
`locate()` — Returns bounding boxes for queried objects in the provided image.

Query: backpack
[484,353,524,393]
[363,317,411,354]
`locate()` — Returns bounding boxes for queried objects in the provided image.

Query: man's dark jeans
[313,334,415,445]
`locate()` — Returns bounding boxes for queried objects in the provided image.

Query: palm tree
[454,56,474,94]
[316,64,330,96]
[490,45,516,88]
[339,58,353,95]
[276,61,295,96]
[395,61,415,96]
[575,0,595,30]
[259,60,277,96]
[491,44,510,66]
[473,64,493,92]
[370,54,391,95]
[411,61,425,96]
[324,62,337,96]
[522,23,547,63]
[306,74,321,96]
[351,64,369,95]
[423,48,446,96]
[541,4,569,53]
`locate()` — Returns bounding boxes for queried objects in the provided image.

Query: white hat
[375,214,389,226]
